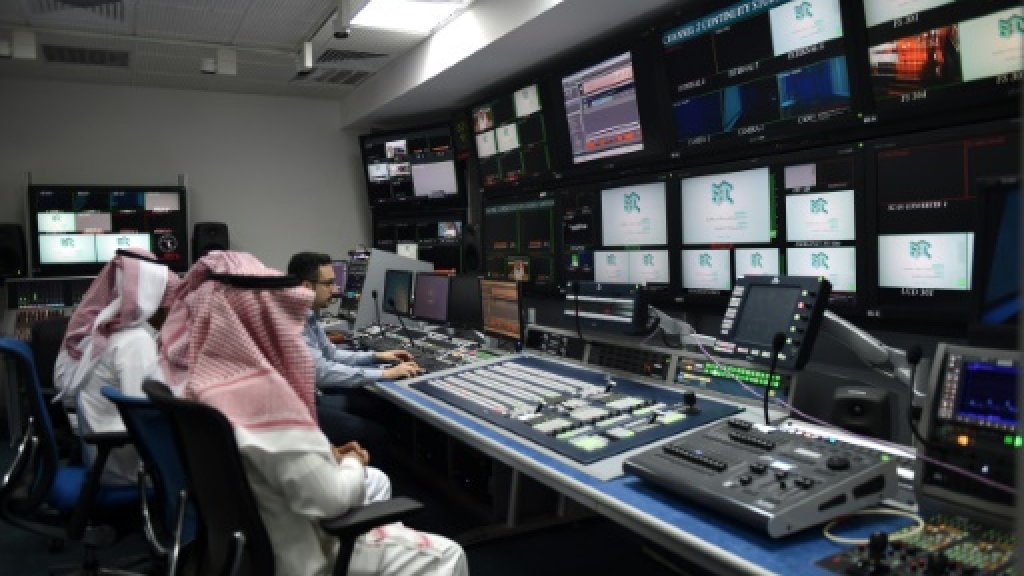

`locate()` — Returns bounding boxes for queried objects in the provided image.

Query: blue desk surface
[378,371,913,576]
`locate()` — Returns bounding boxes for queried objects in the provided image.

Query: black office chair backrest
[29,315,71,391]
[143,380,274,576]
[0,338,61,517]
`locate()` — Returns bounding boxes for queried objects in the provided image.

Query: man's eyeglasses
[315,279,336,288]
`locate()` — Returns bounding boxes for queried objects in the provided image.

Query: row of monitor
[481,121,1019,325]
[361,0,1021,199]
[377,270,522,342]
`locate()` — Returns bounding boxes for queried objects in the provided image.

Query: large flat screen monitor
[864,2,1022,123]
[479,278,521,341]
[560,51,645,165]
[661,0,854,155]
[681,167,773,245]
[412,273,450,324]
[360,124,460,206]
[28,185,189,276]
[600,181,668,247]
[482,196,557,287]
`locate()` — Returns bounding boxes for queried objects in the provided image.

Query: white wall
[0,78,370,271]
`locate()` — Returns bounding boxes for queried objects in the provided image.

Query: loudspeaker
[829,386,892,440]
[0,223,27,278]
[192,222,230,262]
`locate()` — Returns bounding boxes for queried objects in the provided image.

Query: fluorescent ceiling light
[350,0,469,34]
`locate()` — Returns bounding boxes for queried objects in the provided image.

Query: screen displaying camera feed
[362,125,458,205]
[864,1,1022,120]
[483,197,557,286]
[662,0,853,154]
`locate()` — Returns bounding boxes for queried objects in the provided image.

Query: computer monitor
[600,181,668,246]
[479,278,521,341]
[354,249,434,330]
[330,260,348,298]
[447,275,483,330]
[917,343,1020,518]
[396,242,419,260]
[382,269,413,316]
[413,273,450,324]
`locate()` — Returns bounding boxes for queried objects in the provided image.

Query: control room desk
[374,359,907,576]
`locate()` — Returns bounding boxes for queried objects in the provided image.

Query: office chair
[0,337,144,575]
[142,380,424,576]
[29,315,78,461]
[101,386,196,576]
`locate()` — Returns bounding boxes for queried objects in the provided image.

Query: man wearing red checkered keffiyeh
[157,251,467,576]
[54,248,180,484]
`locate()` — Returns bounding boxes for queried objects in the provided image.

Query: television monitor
[447,275,483,330]
[396,242,419,260]
[560,51,645,165]
[564,282,636,325]
[734,247,782,279]
[777,144,864,310]
[661,0,855,156]
[482,195,558,286]
[869,123,1019,320]
[437,221,462,240]
[360,124,460,206]
[353,249,434,330]
[917,344,1020,515]
[681,249,732,291]
[413,273,450,324]
[471,83,553,188]
[28,185,189,276]
[593,250,669,285]
[681,167,773,245]
[382,269,414,316]
[479,278,522,341]
[863,2,1022,123]
[877,233,974,291]
[330,260,348,298]
[786,245,857,293]
[600,181,668,246]
[973,180,1020,327]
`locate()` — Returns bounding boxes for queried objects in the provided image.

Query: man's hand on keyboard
[375,350,414,364]
[382,361,423,380]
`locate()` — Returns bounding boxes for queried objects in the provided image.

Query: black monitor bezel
[359,122,464,209]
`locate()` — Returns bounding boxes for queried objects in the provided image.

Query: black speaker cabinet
[0,223,27,278]
[192,222,230,262]
[829,386,892,440]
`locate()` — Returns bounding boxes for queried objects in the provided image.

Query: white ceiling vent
[31,0,126,21]
[292,68,371,85]
[42,44,130,68]
[317,49,387,64]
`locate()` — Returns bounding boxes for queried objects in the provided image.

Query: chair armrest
[320,497,423,537]
[80,430,132,449]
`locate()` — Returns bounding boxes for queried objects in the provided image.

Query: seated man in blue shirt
[288,252,421,455]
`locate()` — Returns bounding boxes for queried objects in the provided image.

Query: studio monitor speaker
[829,386,892,441]
[192,222,230,262]
[0,223,27,278]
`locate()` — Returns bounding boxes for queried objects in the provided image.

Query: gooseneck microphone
[371,290,383,333]
[764,332,786,426]
[389,298,417,349]
[905,344,931,448]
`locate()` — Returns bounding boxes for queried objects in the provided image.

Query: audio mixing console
[409,354,742,464]
[624,417,900,537]
[817,514,1016,575]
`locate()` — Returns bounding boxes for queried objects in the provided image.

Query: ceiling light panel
[350,0,468,34]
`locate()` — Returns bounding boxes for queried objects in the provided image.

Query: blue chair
[0,337,142,574]
[101,386,196,576]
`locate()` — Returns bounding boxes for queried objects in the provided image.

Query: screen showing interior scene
[473,84,552,187]
[382,269,414,315]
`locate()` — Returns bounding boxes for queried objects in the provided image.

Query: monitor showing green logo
[624,191,641,214]
[711,181,734,205]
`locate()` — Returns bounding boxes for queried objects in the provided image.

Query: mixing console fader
[624,418,899,537]
[410,354,741,464]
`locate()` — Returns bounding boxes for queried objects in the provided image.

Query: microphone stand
[371,290,383,334]
[764,332,786,426]
[389,298,418,349]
